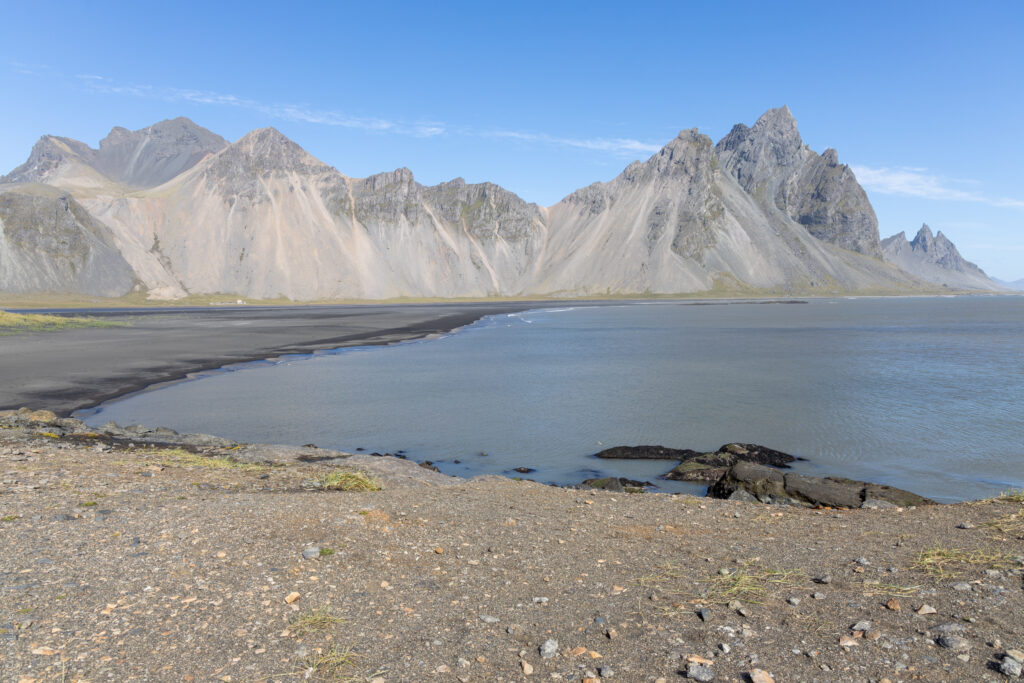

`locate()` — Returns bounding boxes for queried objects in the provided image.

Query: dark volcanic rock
[663,443,799,482]
[593,445,703,460]
[597,443,800,482]
[708,462,935,508]
[577,477,654,493]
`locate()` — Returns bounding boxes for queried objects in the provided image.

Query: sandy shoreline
[0,302,543,415]
[0,297,821,416]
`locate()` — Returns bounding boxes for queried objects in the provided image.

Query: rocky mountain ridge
[0,110,1000,300]
[995,277,1024,291]
[881,224,1001,291]
[0,183,136,296]
[715,106,882,258]
[3,117,228,190]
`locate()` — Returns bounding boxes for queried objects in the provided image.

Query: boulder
[783,474,863,508]
[19,408,58,424]
[708,463,935,508]
[708,462,788,503]
[662,443,800,482]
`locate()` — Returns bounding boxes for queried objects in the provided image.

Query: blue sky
[2,1,1022,280]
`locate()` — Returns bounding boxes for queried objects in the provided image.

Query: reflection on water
[81,296,1024,502]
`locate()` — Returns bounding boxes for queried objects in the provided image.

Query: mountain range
[881,224,1002,291]
[0,109,1006,300]
[995,278,1024,291]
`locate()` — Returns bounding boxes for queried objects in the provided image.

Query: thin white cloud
[991,197,1024,210]
[81,76,401,132]
[10,60,52,76]
[486,129,662,154]
[851,164,1024,211]
[74,74,659,156]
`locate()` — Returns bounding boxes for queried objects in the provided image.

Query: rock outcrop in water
[0,109,978,300]
[594,442,801,482]
[881,224,1003,291]
[708,461,935,508]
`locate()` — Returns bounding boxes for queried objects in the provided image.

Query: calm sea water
[80,297,1024,502]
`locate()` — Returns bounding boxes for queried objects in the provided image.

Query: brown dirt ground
[1,425,1023,683]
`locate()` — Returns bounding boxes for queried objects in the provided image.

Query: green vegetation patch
[0,310,126,334]
[316,470,381,492]
[997,489,1024,504]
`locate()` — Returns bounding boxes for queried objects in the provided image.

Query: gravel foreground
[2,412,1023,683]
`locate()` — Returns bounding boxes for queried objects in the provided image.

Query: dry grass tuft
[635,562,690,590]
[860,580,921,597]
[635,561,807,608]
[301,645,356,680]
[985,511,1024,538]
[289,607,343,636]
[699,564,808,605]
[997,489,1024,504]
[912,547,1014,578]
[144,448,269,472]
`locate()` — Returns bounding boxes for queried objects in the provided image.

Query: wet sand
[0,302,537,415]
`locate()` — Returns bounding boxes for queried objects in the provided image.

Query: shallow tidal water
[81,296,1024,502]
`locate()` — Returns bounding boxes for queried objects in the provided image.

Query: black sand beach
[0,302,536,415]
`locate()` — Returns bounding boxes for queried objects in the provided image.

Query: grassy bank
[0,310,127,334]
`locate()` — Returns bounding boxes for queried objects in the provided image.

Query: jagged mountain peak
[238,126,285,142]
[628,128,714,182]
[2,118,227,189]
[882,224,1000,290]
[210,127,330,178]
[1,135,96,185]
[233,127,300,153]
[92,117,227,187]
[359,167,416,191]
[911,223,954,253]
[753,105,798,135]
[715,108,800,194]
[101,116,210,140]
[910,224,957,258]
[715,107,881,257]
